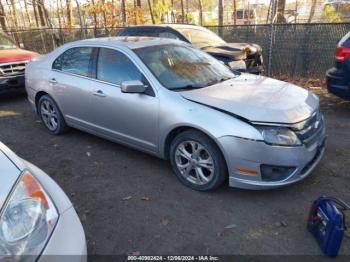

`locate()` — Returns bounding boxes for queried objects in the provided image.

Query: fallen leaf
[122,196,132,200]
[224,224,237,229]
[141,197,150,201]
[86,152,91,157]
[160,218,169,226]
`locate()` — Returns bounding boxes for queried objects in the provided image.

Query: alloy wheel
[40,100,58,131]
[174,140,215,185]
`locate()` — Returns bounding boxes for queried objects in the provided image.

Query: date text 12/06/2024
[127,256,219,261]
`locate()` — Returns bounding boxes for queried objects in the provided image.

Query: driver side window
[97,48,142,86]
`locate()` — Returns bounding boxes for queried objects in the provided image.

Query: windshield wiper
[206,77,233,86]
[170,84,205,91]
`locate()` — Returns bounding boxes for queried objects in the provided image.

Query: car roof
[66,36,187,49]
[124,24,205,31]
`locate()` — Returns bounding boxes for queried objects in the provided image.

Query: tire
[169,130,227,191]
[38,95,69,135]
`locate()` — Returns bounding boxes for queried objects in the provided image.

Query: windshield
[135,44,235,90]
[0,34,16,49]
[176,28,226,49]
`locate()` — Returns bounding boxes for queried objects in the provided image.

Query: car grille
[294,110,325,147]
[0,62,27,77]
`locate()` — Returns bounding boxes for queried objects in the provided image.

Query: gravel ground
[0,87,349,256]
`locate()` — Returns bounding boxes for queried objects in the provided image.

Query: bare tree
[147,0,155,24]
[233,0,237,25]
[101,0,107,30]
[75,0,85,35]
[121,0,126,26]
[180,0,184,23]
[66,0,72,27]
[198,0,203,25]
[276,0,286,23]
[9,0,19,28]
[308,0,317,23]
[32,0,40,27]
[56,0,62,28]
[23,0,32,26]
[0,0,7,31]
[91,0,97,36]
[218,0,223,36]
[37,0,47,26]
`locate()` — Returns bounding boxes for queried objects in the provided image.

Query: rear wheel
[169,130,227,191]
[38,95,69,135]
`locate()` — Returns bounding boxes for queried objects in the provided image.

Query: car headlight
[0,170,58,259]
[256,126,301,146]
[228,60,247,70]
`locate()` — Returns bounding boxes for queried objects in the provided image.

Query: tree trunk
[147,0,155,24]
[101,0,108,30]
[9,0,19,28]
[23,0,32,26]
[66,0,72,27]
[180,0,184,23]
[121,0,127,26]
[91,0,97,37]
[75,0,85,37]
[308,0,317,23]
[233,0,237,25]
[56,0,62,28]
[32,0,40,27]
[218,0,223,36]
[0,0,7,31]
[198,0,203,25]
[37,0,46,26]
[276,0,286,23]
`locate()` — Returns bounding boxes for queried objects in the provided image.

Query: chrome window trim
[51,45,157,94]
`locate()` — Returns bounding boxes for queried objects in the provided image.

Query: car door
[89,47,159,152]
[50,46,95,128]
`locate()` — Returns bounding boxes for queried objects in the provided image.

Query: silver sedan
[25,37,326,191]
[0,142,86,260]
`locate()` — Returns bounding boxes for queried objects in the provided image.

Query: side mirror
[121,80,147,94]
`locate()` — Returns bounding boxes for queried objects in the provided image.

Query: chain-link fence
[209,23,350,78]
[4,23,350,79]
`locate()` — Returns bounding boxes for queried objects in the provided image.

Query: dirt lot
[0,84,349,256]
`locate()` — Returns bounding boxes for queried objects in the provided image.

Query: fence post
[267,0,276,77]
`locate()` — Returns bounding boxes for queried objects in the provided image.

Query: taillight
[335,46,350,62]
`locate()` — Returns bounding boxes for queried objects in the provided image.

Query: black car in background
[118,24,264,74]
[327,31,350,100]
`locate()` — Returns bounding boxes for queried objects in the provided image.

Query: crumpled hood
[0,48,39,64]
[227,42,262,55]
[201,45,247,60]
[180,74,319,124]
[0,148,21,209]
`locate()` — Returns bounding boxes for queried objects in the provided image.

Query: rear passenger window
[52,47,93,77]
[97,48,142,85]
[158,31,178,39]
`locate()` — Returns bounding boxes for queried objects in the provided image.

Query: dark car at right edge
[326,31,350,100]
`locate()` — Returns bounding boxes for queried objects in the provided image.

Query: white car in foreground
[0,142,86,261]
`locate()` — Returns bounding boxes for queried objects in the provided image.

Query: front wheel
[169,130,227,191]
